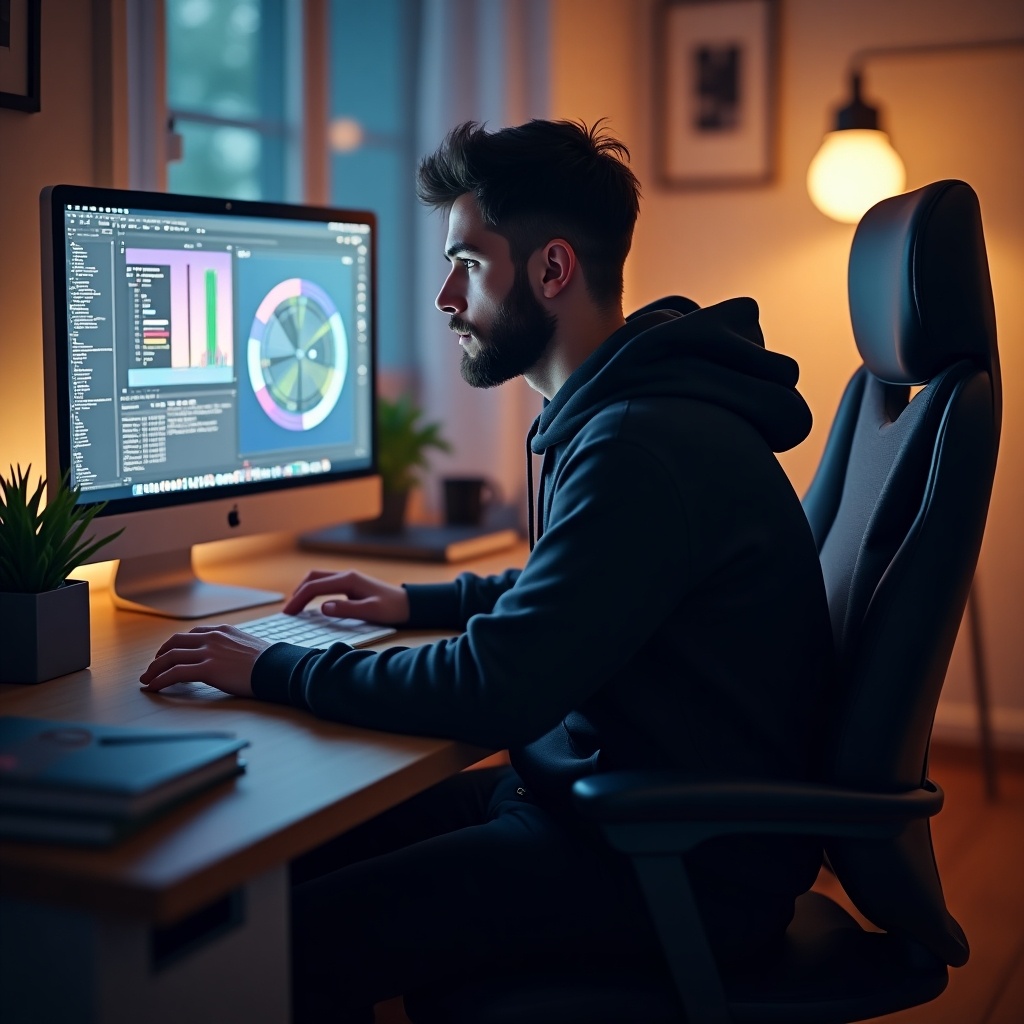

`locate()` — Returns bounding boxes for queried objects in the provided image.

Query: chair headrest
[848,179,997,385]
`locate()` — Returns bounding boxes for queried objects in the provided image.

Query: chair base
[405,893,949,1024]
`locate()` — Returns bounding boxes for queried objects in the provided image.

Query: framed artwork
[656,0,777,188]
[0,0,41,113]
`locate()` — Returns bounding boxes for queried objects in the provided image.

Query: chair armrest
[572,773,943,843]
[567,773,944,1024]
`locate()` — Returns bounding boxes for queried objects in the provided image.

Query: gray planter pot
[0,578,91,684]
[354,489,410,535]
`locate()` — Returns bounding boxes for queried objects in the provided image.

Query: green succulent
[376,394,452,495]
[0,464,123,593]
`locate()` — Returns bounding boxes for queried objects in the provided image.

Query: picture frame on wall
[656,0,777,188]
[0,0,41,113]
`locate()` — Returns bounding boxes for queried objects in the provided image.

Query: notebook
[0,716,248,844]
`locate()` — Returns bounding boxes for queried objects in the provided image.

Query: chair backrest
[801,179,999,967]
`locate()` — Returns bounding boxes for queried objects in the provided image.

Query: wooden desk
[0,538,528,1024]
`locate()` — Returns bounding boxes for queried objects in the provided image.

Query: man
[143,119,834,1021]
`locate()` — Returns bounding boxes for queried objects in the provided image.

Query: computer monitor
[40,184,381,619]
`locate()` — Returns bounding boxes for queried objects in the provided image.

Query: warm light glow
[328,117,364,153]
[807,129,907,223]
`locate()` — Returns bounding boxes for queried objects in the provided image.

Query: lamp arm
[848,36,1024,77]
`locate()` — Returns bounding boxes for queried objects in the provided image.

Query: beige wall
[3,0,1021,742]
[552,0,1024,743]
[0,0,121,480]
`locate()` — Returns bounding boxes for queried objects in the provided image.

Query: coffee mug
[443,477,500,527]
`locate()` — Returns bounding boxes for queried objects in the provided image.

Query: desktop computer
[40,185,383,619]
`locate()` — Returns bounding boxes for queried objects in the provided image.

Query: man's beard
[450,267,557,389]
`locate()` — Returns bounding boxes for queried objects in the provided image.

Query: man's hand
[140,624,272,696]
[283,569,410,624]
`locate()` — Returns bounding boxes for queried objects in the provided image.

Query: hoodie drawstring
[525,415,541,551]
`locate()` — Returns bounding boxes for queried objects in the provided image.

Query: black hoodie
[254,297,833,815]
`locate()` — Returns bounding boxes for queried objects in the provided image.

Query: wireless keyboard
[235,611,397,649]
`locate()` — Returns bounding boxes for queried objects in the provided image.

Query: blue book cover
[0,716,248,826]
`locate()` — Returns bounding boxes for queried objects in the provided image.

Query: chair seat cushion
[727,891,948,1022]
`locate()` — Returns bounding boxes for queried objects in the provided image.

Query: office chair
[405,179,1000,1023]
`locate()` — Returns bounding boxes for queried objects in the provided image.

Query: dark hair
[416,119,641,309]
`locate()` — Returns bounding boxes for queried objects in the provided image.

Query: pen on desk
[99,732,236,745]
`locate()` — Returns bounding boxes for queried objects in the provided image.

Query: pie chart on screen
[247,278,348,430]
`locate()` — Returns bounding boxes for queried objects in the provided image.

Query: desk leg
[0,866,290,1024]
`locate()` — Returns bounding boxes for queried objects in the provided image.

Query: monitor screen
[41,184,381,618]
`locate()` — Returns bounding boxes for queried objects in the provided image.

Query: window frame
[125,0,327,203]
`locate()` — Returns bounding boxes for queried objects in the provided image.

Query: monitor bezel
[41,182,379,522]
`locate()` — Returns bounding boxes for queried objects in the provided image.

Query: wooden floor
[376,743,1024,1023]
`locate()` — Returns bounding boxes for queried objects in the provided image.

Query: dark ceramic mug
[442,477,500,527]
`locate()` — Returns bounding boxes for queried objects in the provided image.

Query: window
[328,0,420,370]
[161,0,417,368]
[165,0,299,201]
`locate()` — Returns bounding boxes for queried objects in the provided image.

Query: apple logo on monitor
[228,506,241,528]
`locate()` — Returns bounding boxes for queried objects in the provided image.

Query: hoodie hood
[531,296,811,455]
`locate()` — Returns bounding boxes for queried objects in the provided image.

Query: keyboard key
[235,611,396,649]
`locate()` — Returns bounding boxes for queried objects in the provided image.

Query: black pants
[288,765,666,1023]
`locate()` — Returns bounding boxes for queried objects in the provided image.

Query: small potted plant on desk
[0,465,122,684]
[359,394,452,534]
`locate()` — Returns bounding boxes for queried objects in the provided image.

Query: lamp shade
[807,128,907,223]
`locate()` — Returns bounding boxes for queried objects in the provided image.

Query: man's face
[436,194,556,389]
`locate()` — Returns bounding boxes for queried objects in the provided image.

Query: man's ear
[537,239,576,299]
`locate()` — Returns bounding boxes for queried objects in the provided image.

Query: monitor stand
[110,550,283,619]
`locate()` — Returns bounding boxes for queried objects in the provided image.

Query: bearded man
[143,119,834,1023]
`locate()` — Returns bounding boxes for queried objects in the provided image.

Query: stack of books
[0,716,248,846]
[299,522,520,563]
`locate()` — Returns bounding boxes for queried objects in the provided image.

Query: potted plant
[0,464,122,684]
[360,394,452,534]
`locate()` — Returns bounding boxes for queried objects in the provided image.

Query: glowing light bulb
[807,129,907,223]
